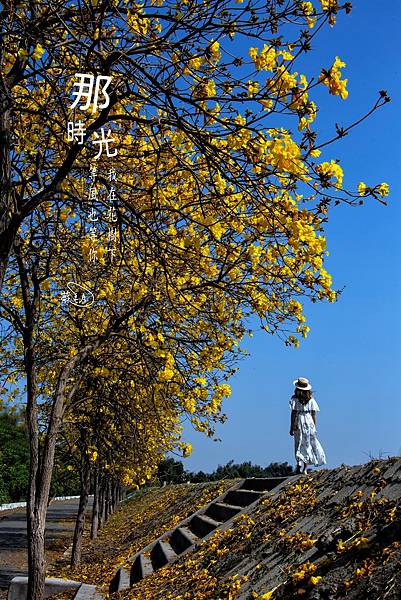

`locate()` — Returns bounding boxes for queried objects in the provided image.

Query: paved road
[0,499,92,589]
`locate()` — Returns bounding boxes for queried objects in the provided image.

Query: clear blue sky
[181,0,401,473]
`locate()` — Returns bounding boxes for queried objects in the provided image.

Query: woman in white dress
[289,377,326,475]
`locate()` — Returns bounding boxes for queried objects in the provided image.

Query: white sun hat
[293,377,312,391]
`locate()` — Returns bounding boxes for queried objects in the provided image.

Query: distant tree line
[157,458,294,485]
[0,411,29,503]
[0,411,80,504]
[1,411,293,503]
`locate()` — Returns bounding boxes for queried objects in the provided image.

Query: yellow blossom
[249,45,277,71]
[247,80,259,97]
[358,182,367,195]
[209,40,221,61]
[319,56,348,99]
[316,160,343,188]
[32,44,45,60]
[377,182,389,197]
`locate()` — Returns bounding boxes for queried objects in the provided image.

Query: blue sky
[182,1,401,473]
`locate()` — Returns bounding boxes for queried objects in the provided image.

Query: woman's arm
[290,409,297,435]
[311,410,316,427]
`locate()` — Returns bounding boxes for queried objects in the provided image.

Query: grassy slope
[54,459,401,600]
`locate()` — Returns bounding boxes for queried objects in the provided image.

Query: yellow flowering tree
[0,1,391,598]
[0,0,389,296]
[60,362,185,566]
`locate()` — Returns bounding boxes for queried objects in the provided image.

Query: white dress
[290,396,326,467]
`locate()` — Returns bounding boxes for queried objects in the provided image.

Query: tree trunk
[98,479,106,529]
[0,67,20,294]
[106,480,112,519]
[110,481,115,515]
[18,247,45,600]
[111,481,117,512]
[105,481,110,520]
[25,340,99,598]
[0,216,20,293]
[27,511,47,600]
[13,234,121,596]
[71,458,90,567]
[91,470,99,540]
[26,398,46,600]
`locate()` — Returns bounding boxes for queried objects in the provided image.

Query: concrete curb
[7,577,81,600]
[0,495,89,513]
[0,502,26,512]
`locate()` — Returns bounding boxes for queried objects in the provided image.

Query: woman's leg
[294,430,302,473]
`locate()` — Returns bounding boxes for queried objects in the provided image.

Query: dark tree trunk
[0,216,20,292]
[26,373,46,600]
[0,66,20,294]
[110,481,115,515]
[27,511,47,600]
[98,478,106,529]
[17,244,46,600]
[111,481,117,512]
[26,376,70,600]
[107,483,111,516]
[105,481,110,520]
[91,469,99,540]
[71,458,91,567]
[25,336,99,596]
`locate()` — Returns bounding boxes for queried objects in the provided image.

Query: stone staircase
[109,476,291,593]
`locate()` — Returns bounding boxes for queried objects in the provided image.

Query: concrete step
[131,554,154,584]
[241,477,288,492]
[75,583,104,599]
[109,566,130,593]
[205,502,242,522]
[151,540,177,569]
[170,526,200,554]
[223,489,262,507]
[189,514,220,538]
